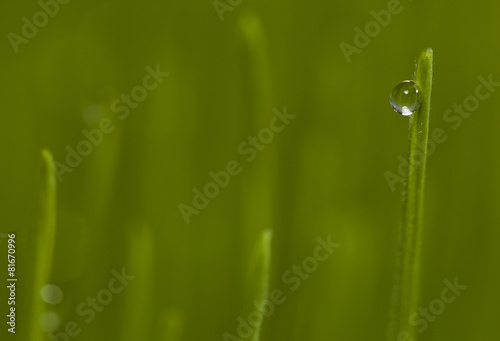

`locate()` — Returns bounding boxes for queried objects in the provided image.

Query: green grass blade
[163,308,184,341]
[122,223,154,341]
[30,149,58,341]
[246,229,273,341]
[237,12,275,248]
[238,11,273,118]
[389,48,433,341]
[237,14,276,321]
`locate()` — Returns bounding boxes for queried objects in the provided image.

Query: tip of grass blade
[420,48,433,61]
[247,229,273,285]
[38,148,57,273]
[237,10,273,121]
[260,229,273,256]
[246,229,273,341]
[41,148,57,194]
[415,48,433,73]
[238,11,263,44]
[415,49,433,117]
[163,308,185,341]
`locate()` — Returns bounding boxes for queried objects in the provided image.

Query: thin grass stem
[389,48,433,341]
[247,229,273,341]
[30,149,58,341]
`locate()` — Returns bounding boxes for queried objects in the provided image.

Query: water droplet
[40,284,63,305]
[390,80,422,116]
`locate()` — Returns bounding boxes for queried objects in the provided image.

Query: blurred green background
[1,0,499,340]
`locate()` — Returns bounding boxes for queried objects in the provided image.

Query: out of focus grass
[1,1,500,341]
[30,150,57,341]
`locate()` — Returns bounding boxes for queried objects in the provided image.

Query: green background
[1,0,499,340]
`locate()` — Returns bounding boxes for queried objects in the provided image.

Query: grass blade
[246,229,273,341]
[163,308,184,341]
[30,149,58,341]
[237,11,276,248]
[122,223,154,341]
[389,48,433,341]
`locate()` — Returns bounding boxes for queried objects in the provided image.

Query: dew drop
[390,80,422,116]
[40,284,63,305]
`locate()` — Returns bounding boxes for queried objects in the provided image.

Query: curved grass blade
[236,16,276,340]
[30,149,58,341]
[237,11,276,244]
[389,48,433,341]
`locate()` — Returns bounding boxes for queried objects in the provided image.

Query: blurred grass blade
[389,48,433,341]
[246,229,273,341]
[238,11,273,119]
[122,223,154,341]
[163,308,184,341]
[237,17,276,341]
[30,149,58,341]
[237,10,276,265]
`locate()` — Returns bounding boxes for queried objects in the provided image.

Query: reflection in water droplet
[40,312,60,332]
[390,80,422,116]
[40,284,63,305]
